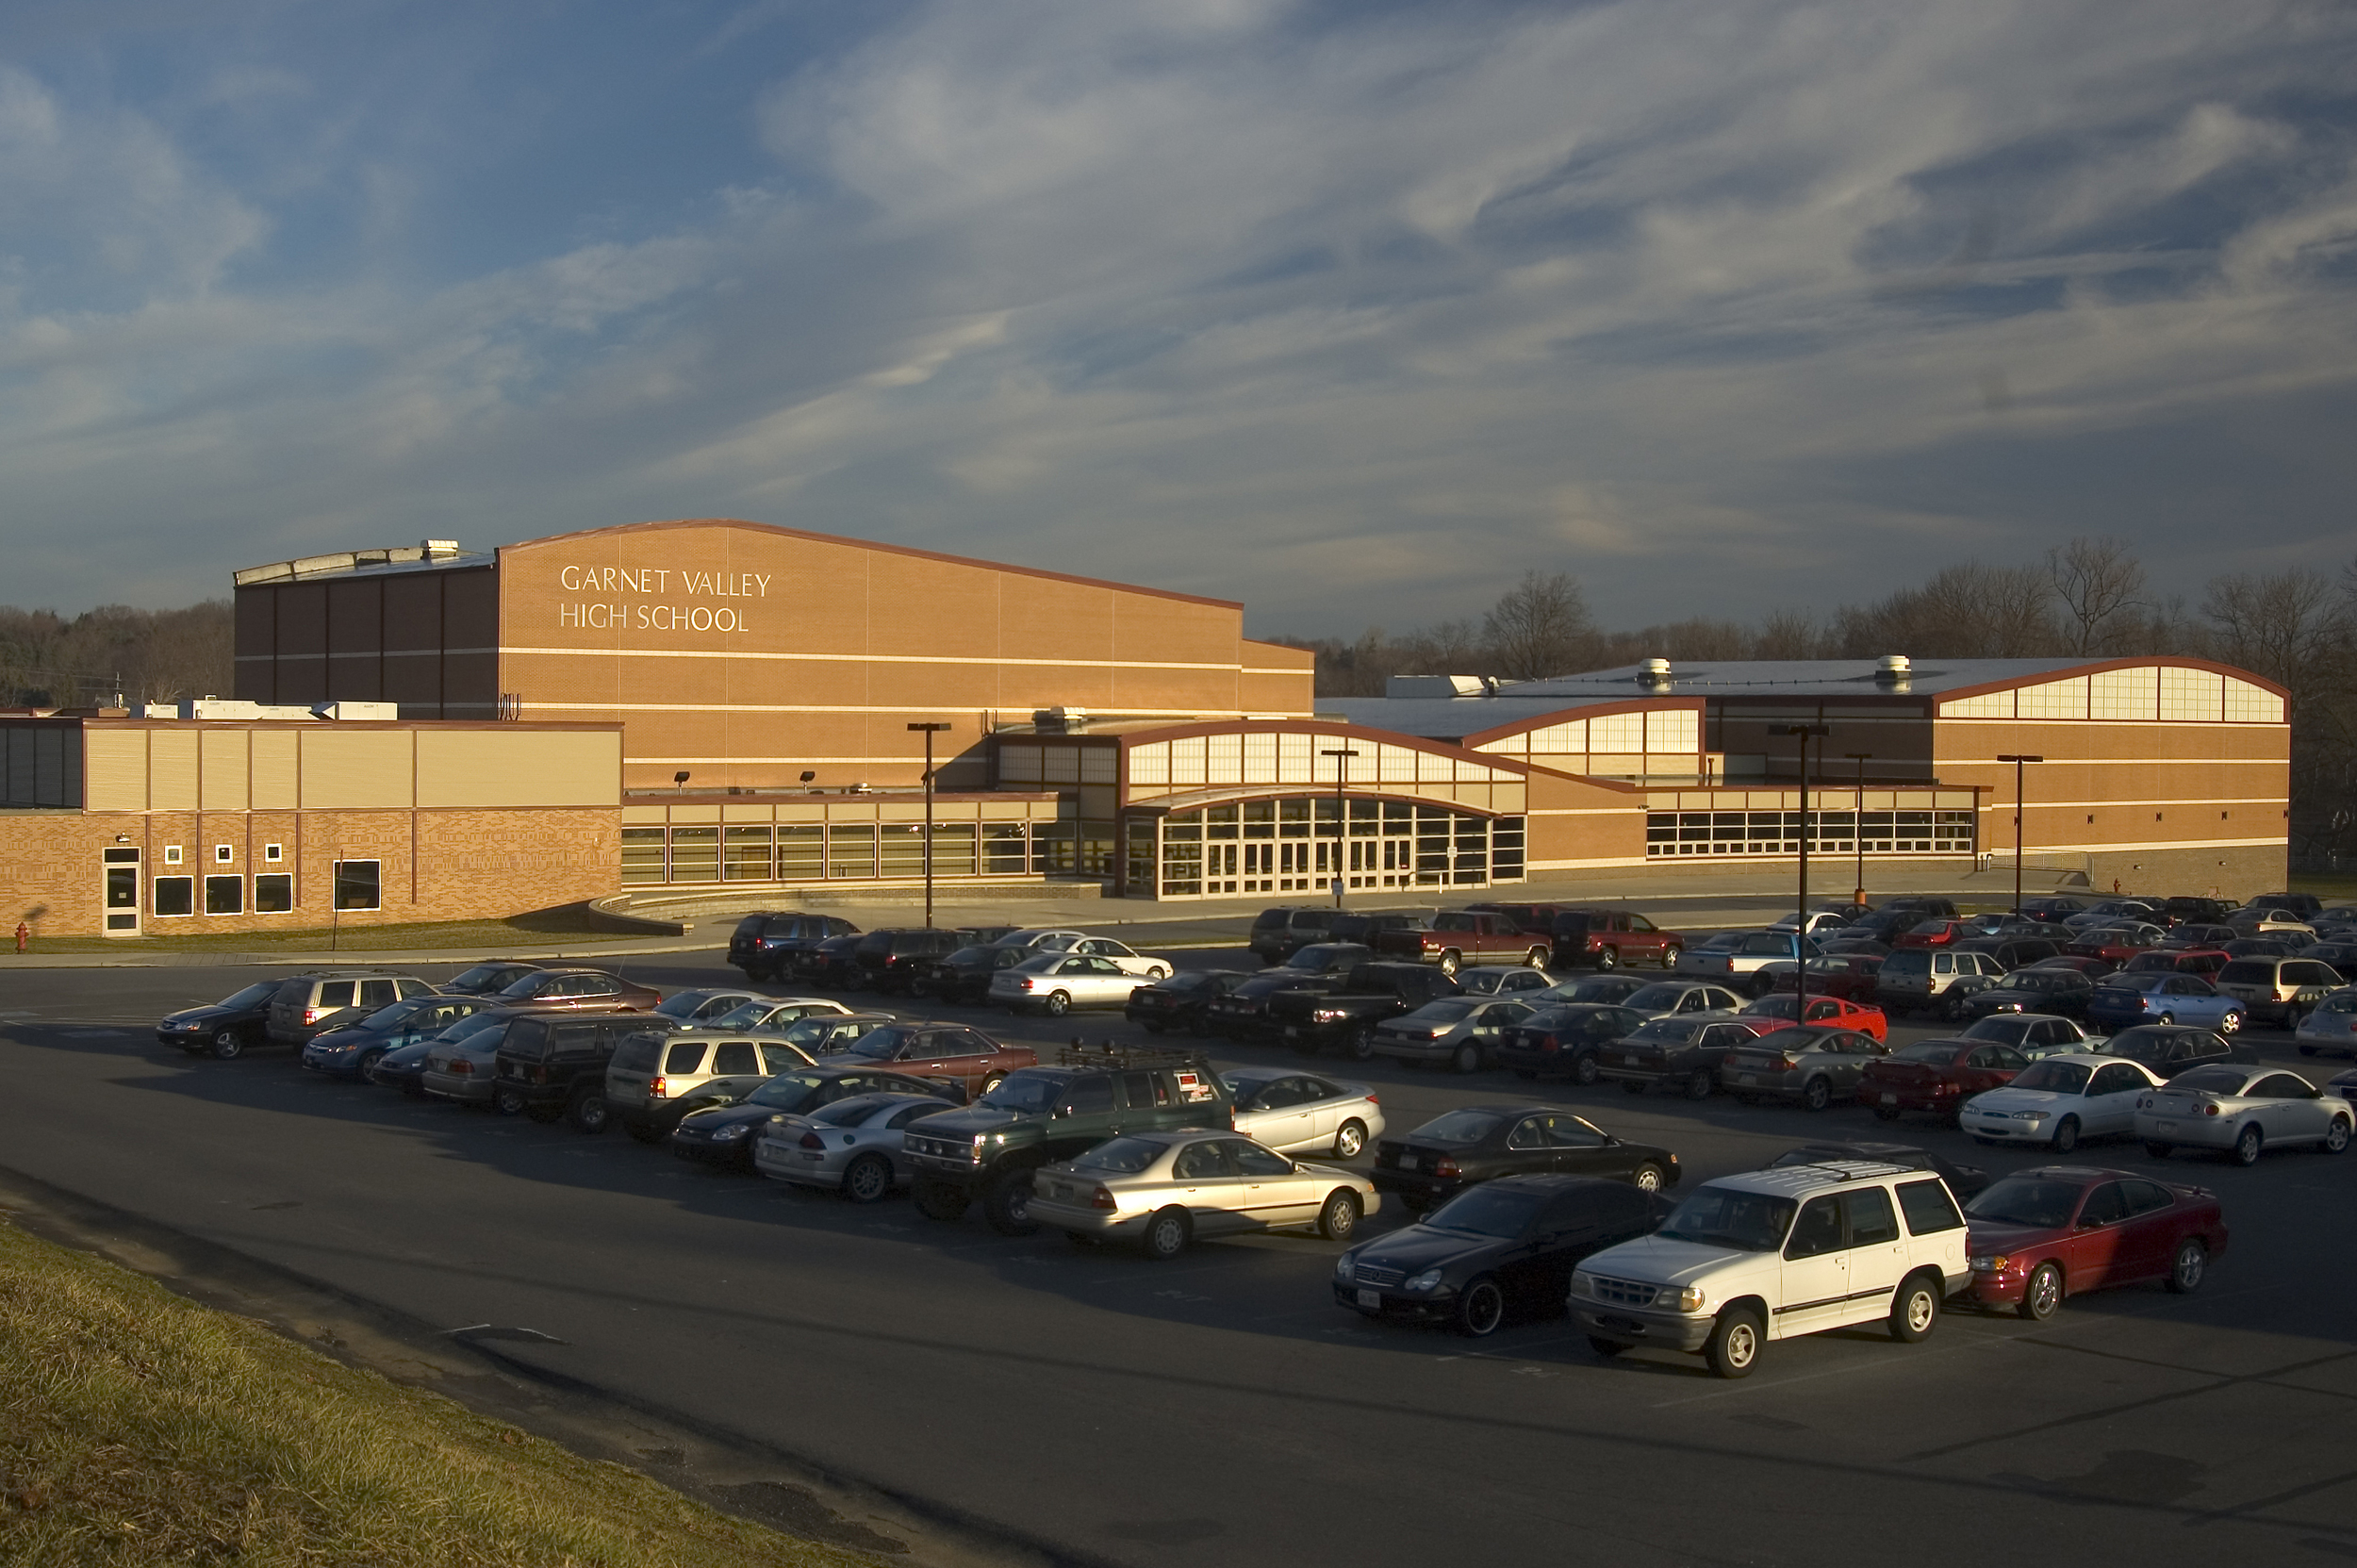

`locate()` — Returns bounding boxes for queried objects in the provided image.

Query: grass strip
[8,907,655,956]
[0,1221,872,1567]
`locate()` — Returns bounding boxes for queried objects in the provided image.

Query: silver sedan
[1029,1130,1378,1259]
[691,998,854,1032]
[1367,997,1535,1073]
[751,1093,954,1201]
[1223,1068,1387,1157]
[2136,1065,2355,1164]
[1454,966,1557,997]
[1064,936,1175,980]
[988,952,1146,1015]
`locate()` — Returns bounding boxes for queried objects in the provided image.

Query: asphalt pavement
[3,946,2354,1568]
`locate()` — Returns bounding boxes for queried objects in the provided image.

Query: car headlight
[1334,1254,1356,1282]
[1405,1268,1445,1293]
[2010,1110,2049,1121]
[1663,1285,1707,1313]
[709,1123,750,1140]
[1570,1272,1595,1298]
[1969,1254,2012,1273]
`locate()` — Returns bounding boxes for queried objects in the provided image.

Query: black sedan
[669,1065,961,1171]
[915,943,1031,1003]
[797,933,866,989]
[156,978,300,1058]
[1335,1175,1671,1337]
[300,995,493,1081]
[1371,1104,1679,1213]
[1202,969,1348,1042]
[1125,970,1249,1035]
[1493,1004,1649,1084]
[1959,966,2096,1021]
[1760,1140,1992,1199]
[367,1037,438,1097]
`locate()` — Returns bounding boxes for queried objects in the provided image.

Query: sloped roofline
[1932,656,2291,705]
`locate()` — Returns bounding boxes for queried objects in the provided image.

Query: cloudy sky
[4,0,2353,636]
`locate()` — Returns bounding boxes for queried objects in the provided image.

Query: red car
[1961,1165,2228,1320]
[1739,992,1888,1041]
[1857,1037,2025,1121]
[1767,953,1885,1003]
[1896,919,1971,949]
[2065,925,2165,965]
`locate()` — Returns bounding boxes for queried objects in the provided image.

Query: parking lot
[4,941,2356,1567]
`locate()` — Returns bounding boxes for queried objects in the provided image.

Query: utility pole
[1997,754,2044,916]
[1775,724,1830,1015]
[908,723,952,928]
[1319,748,1360,907]
[1844,752,1872,906]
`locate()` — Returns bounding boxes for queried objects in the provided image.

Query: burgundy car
[1896,919,1971,949]
[1857,1037,2026,1123]
[1961,1166,2228,1320]
[490,967,663,1012]
[2065,925,2165,965]
[1768,952,1886,1002]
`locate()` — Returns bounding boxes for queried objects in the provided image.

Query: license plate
[1733,1074,1756,1085]
[799,1152,822,1162]
[2153,1120,2177,1133]
[1622,1054,1642,1065]
[1401,1155,1420,1171]
[1285,1026,1299,1038]
[1356,1289,1382,1310]
[1881,1093,1897,1105]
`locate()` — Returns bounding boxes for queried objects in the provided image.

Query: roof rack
[1054,1039,1213,1071]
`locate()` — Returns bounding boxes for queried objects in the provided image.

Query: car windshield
[1073,1136,1165,1174]
[1657,1186,1797,1252]
[1627,1017,1702,1044]
[2320,993,2357,1015]
[434,1011,510,1045]
[2095,1031,2170,1062]
[215,982,282,1010]
[445,964,518,992]
[357,999,431,1029]
[1155,971,1216,992]
[1409,999,1482,1024]
[977,1071,1063,1114]
[943,946,994,965]
[2103,974,2167,993]
[1409,1110,1507,1147]
[1622,985,1688,1011]
[708,1001,782,1029]
[747,1074,826,1110]
[811,1096,887,1126]
[1966,1178,2085,1230]
[781,1016,846,1047]
[842,1026,918,1059]
[1425,1186,1542,1239]
[2009,1060,2093,1094]
[1891,1041,1966,1065]
[2169,1065,2250,1093]
[1542,978,1635,1003]
[1745,996,1802,1018]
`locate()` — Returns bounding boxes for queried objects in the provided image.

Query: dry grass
[0,1223,870,1568]
[11,905,653,956]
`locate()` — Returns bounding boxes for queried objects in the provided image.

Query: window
[1229,1141,1295,1176]
[1784,1197,1845,1259]
[664,1042,707,1074]
[1895,1179,1964,1235]
[2119,1179,2176,1214]
[1841,1186,1901,1246]
[1171,1142,1233,1180]
[255,873,292,913]
[315,982,356,1010]
[2076,1183,2128,1228]
[264,843,283,862]
[1543,1115,1607,1148]
[333,860,381,911]
[204,875,243,915]
[1056,1077,1115,1116]
[163,845,183,865]
[1507,1118,1548,1150]
[712,1043,760,1075]
[154,876,194,916]
[358,981,397,1009]
[620,827,668,886]
[2253,1074,2311,1099]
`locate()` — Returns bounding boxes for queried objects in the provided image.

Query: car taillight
[1540,1035,1560,1053]
[2203,1102,2220,1116]
[1771,1056,1796,1071]
[304,1007,323,1024]
[649,1076,668,1098]
[799,1131,825,1147]
[1090,1185,1118,1211]
[1363,1093,1378,1104]
[1432,1158,1461,1179]
[531,1065,550,1083]
[1017,979,1034,991]
[1933,1081,1957,1095]
[449,1060,472,1076]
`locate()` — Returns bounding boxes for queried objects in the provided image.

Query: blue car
[2085,972,2248,1034]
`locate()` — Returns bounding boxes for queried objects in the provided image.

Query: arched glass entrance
[1132,795,1524,900]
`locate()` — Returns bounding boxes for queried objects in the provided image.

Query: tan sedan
[1029,1130,1377,1260]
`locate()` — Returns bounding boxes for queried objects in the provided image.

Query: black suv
[729,913,860,982]
[917,942,1035,1003]
[848,928,964,994]
[1249,906,1341,964]
[901,1044,1236,1234]
[492,1013,652,1131]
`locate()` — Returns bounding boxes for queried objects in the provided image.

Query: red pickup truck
[1372,911,1552,975]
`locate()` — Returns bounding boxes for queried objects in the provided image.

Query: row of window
[1644,810,1976,858]
[620,823,1120,885]
[155,843,288,866]
[150,861,382,916]
[1144,804,1525,898]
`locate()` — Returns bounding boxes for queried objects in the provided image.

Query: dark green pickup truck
[901,1044,1235,1234]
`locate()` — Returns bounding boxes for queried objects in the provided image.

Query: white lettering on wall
[553,566,770,634]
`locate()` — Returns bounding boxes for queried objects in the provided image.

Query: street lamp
[1997,754,2045,916]
[1775,724,1830,1014]
[1319,748,1360,907]
[1843,751,1872,906]
[908,723,952,928]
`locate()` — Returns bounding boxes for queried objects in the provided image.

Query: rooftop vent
[1875,654,1912,690]
[1638,657,1673,688]
[421,538,461,557]
[1385,675,1490,699]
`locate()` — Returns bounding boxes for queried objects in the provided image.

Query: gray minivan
[1876,948,2007,1018]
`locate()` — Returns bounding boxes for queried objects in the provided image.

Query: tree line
[0,602,235,709]
[1272,538,2357,868]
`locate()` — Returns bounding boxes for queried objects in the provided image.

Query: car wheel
[492,1086,528,1117]
[842,1154,894,1204]
[1872,1104,1900,1122]
[1146,965,1169,980]
[1332,1119,1367,1159]
[914,1180,970,1222]
[1453,1276,1505,1338]
[979,1074,1005,1096]
[566,1091,610,1135]
[1621,1078,1646,1095]
[1347,1025,1376,1062]
[1630,1164,1665,1193]
[1524,946,1550,969]
[1801,1077,1832,1113]
[2165,1237,2209,1294]
[2156,1012,2174,1026]
[1043,991,1070,1017]
[1593,948,1618,972]
[982,1169,1038,1235]
[625,1120,665,1145]
[1705,1308,1763,1379]
[1888,1272,1940,1343]
[2017,1262,2064,1321]
[1317,1189,1361,1241]
[1660,946,1681,970]
[2326,1117,2351,1155]
[1141,1205,1191,1261]
[2143,1141,2173,1160]
[2218,1010,2243,1034]
[2231,1124,2263,1166]
[1438,950,1461,978]
[210,1029,244,1061]
[1686,1069,1715,1101]
[2051,1115,2081,1154]
[1453,1042,1483,1075]
[1572,1051,1602,1087]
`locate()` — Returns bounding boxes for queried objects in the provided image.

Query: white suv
[1573,1162,1971,1378]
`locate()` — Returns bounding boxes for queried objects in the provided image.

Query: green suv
[902,1044,1235,1234]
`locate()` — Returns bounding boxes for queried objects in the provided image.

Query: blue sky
[3,0,2353,635]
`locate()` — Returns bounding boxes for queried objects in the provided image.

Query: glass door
[103,847,140,934]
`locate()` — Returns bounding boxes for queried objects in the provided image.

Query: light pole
[1997,753,2044,916]
[1844,751,1872,907]
[1775,724,1830,1013]
[908,723,952,928]
[1319,748,1360,907]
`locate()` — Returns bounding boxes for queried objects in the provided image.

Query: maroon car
[1768,953,1885,1002]
[490,967,663,1012]
[1895,919,1971,949]
[2065,925,2165,966]
[1857,1037,2026,1123]
[1961,1166,2228,1319]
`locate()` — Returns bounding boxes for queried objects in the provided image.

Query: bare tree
[2048,536,2149,655]
[1482,570,1593,682]
[1751,609,1821,660]
[2200,570,2348,697]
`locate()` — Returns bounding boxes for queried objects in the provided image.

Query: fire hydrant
[13,922,26,952]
